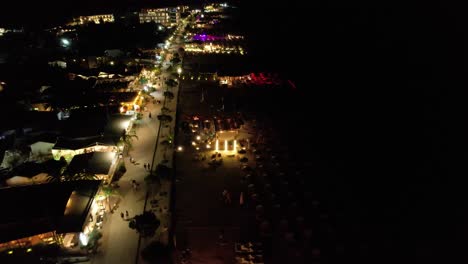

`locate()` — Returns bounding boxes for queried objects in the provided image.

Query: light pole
[177,67,182,78]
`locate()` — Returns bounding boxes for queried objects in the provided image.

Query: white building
[139,7,182,27]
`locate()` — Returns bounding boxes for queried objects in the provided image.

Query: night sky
[2,1,468,262]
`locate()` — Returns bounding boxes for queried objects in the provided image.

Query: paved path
[91,98,163,264]
[91,19,188,264]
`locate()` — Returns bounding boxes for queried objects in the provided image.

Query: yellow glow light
[215,139,219,152]
[234,140,237,152]
[224,140,228,151]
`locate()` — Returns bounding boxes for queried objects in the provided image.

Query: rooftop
[0,180,100,243]
[64,152,114,176]
[53,135,116,150]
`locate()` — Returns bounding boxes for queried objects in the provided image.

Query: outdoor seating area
[235,118,316,263]
[234,242,264,264]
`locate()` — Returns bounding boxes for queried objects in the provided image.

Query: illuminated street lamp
[61,38,71,48]
[177,67,182,76]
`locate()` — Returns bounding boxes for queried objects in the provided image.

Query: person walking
[226,191,232,205]
[149,112,152,118]
[218,229,225,245]
[125,210,129,218]
[222,189,228,204]
[120,212,124,219]
[144,163,147,170]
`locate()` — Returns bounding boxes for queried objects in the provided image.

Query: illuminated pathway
[90,99,163,264]
[90,21,187,264]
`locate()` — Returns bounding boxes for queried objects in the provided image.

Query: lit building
[0,181,101,253]
[70,14,114,25]
[139,8,181,27]
[52,136,118,163]
[63,152,118,182]
[52,114,134,162]
[0,27,23,37]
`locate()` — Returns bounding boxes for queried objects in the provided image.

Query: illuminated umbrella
[241,165,252,171]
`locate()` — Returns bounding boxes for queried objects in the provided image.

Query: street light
[177,67,182,77]
[61,38,71,48]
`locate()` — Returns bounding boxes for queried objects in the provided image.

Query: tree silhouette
[163,91,174,100]
[141,241,171,263]
[100,185,120,212]
[120,130,138,151]
[62,170,98,181]
[157,114,173,123]
[129,211,160,237]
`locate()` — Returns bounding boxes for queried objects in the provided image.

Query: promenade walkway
[91,20,186,264]
[91,100,162,264]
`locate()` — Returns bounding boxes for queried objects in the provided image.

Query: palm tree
[62,170,98,181]
[129,211,160,237]
[161,106,171,114]
[157,114,172,123]
[99,185,120,212]
[144,172,160,195]
[120,130,138,152]
[163,91,174,100]
[165,79,178,89]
